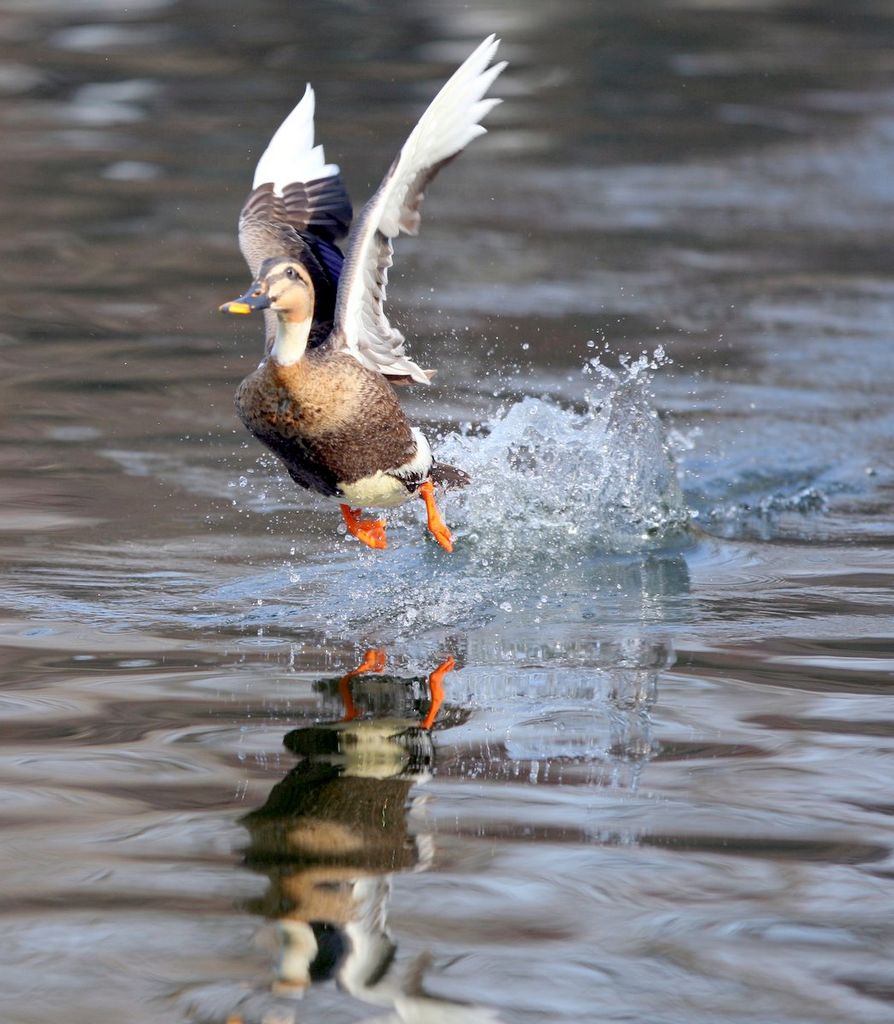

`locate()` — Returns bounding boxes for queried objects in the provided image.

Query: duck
[220,36,505,552]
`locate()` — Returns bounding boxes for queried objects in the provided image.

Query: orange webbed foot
[340,504,388,550]
[418,481,454,552]
[338,649,387,721]
[420,655,455,730]
[356,519,388,550]
[354,649,387,675]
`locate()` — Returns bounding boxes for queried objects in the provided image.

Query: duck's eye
[285,267,298,281]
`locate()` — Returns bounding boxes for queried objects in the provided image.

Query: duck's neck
[270,315,311,366]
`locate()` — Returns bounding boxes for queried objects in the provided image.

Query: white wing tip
[251,81,339,193]
[335,34,506,356]
[400,34,506,165]
[477,33,500,54]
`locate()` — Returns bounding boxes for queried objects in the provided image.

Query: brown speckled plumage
[236,348,421,498]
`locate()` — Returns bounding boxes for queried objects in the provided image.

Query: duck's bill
[219,287,270,315]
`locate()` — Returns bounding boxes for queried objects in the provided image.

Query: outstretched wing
[328,36,505,384]
[239,84,352,273]
[237,86,353,346]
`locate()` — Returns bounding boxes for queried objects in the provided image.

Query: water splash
[268,349,693,643]
[7,350,692,644]
[701,483,829,540]
[433,346,689,560]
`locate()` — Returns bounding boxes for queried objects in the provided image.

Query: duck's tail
[430,462,470,489]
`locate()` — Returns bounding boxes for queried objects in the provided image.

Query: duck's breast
[235,354,420,501]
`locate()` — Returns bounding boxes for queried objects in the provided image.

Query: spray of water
[268,349,693,641]
[431,346,689,560]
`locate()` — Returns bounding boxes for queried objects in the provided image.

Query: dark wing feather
[238,178,352,278]
[234,85,353,350]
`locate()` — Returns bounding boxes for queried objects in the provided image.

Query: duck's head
[220,257,315,323]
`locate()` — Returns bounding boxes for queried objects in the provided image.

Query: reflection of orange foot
[354,649,386,675]
[421,655,455,730]
[340,504,388,550]
[419,481,453,552]
[339,649,386,721]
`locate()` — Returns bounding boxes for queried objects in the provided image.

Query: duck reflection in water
[236,651,502,1023]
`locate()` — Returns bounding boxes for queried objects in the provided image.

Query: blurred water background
[1,1,893,1021]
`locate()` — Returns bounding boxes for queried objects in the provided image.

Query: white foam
[436,348,689,558]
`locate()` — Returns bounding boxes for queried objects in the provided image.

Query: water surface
[2,1,893,1022]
